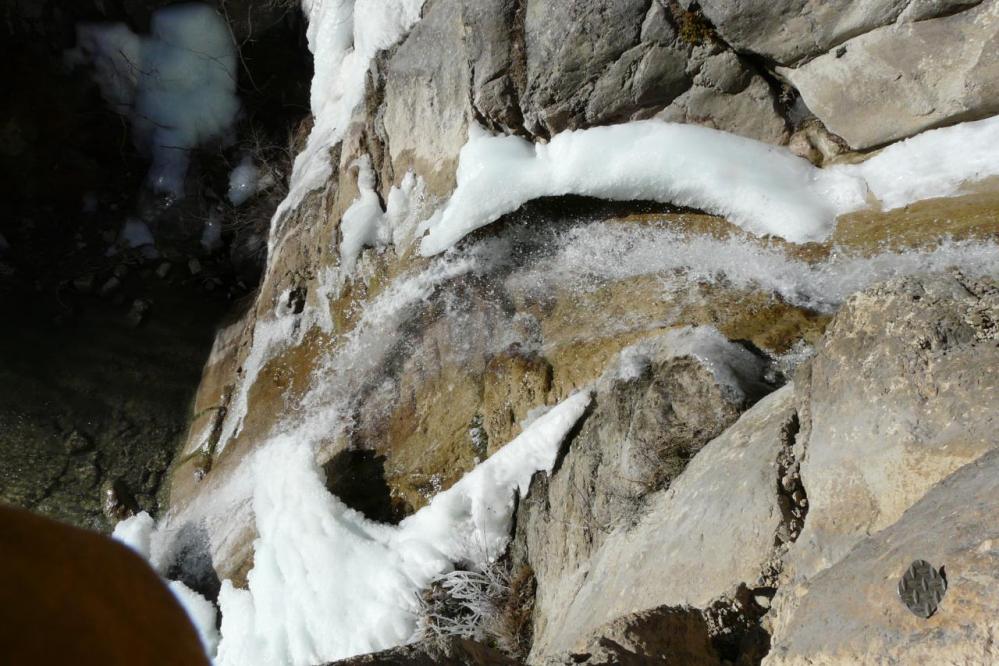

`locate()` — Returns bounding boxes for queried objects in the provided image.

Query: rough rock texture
[782,1,999,148]
[545,604,724,666]
[166,203,835,582]
[0,283,225,531]
[766,447,999,665]
[517,382,798,661]
[370,0,793,203]
[685,0,982,66]
[510,273,999,664]
[761,274,999,654]
[783,273,999,585]
[520,0,787,141]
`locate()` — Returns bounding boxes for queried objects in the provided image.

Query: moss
[670,1,718,46]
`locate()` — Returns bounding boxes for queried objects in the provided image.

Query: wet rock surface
[766,447,999,665]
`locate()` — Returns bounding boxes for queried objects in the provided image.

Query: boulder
[514,331,785,661]
[782,2,999,148]
[381,1,473,198]
[543,604,723,666]
[686,0,982,66]
[766,273,999,652]
[766,447,999,665]
[783,273,999,585]
[515,0,787,140]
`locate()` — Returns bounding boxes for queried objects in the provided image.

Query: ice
[339,156,425,272]
[168,581,220,657]
[615,326,767,402]
[214,391,590,665]
[418,117,999,255]
[418,121,869,254]
[271,0,425,246]
[835,114,999,210]
[111,511,155,560]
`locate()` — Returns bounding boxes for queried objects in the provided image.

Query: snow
[835,114,999,210]
[272,0,425,243]
[113,513,218,658]
[68,4,239,197]
[169,581,220,657]
[340,157,392,272]
[214,390,590,666]
[418,121,868,254]
[339,156,425,272]
[616,326,766,402]
[112,511,155,560]
[228,158,260,206]
[419,116,999,255]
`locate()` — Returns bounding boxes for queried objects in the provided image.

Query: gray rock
[780,273,999,587]
[766,447,999,665]
[764,273,999,653]
[781,2,999,148]
[522,384,797,660]
[512,332,778,661]
[656,71,789,145]
[463,0,527,135]
[584,43,691,125]
[519,0,788,141]
[686,0,981,66]
[381,0,475,198]
[521,0,649,135]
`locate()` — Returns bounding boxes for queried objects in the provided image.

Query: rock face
[783,273,999,584]
[546,604,725,666]
[519,0,787,141]
[782,2,999,148]
[512,273,999,664]
[686,0,982,66]
[85,0,997,660]
[766,273,999,651]
[766,447,999,665]
[377,0,789,202]
[517,381,797,661]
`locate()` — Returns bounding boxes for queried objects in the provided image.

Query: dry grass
[417,561,536,658]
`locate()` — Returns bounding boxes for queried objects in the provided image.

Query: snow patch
[214,391,591,665]
[834,114,999,210]
[68,3,240,197]
[272,0,425,244]
[419,116,999,255]
[112,511,156,561]
[340,156,426,272]
[168,580,220,657]
[418,121,868,254]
